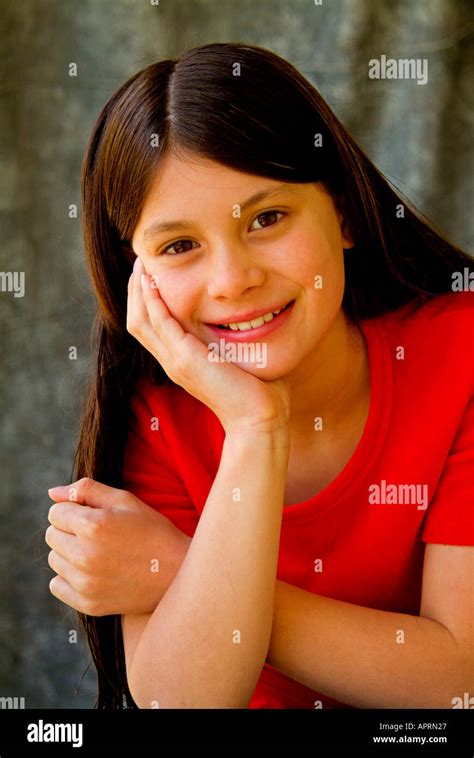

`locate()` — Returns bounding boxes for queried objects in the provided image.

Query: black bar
[0,709,471,755]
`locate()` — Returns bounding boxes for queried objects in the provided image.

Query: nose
[206,244,266,300]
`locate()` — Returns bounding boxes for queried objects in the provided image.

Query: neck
[286,308,369,441]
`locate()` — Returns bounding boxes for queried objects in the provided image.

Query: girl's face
[131,150,353,380]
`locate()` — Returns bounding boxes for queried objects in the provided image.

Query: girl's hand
[45,478,191,616]
[127,258,290,437]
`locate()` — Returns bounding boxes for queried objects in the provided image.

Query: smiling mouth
[213,300,295,332]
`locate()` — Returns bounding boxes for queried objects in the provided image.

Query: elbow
[126,650,153,709]
[424,651,474,708]
[447,659,474,708]
[126,630,257,708]
[127,664,156,710]
[128,664,250,709]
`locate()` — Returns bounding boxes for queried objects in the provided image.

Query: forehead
[142,150,302,208]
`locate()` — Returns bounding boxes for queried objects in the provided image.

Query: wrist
[224,423,290,453]
[224,414,289,442]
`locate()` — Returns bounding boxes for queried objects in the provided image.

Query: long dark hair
[73,41,472,708]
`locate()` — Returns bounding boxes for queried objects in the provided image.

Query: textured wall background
[1,0,472,708]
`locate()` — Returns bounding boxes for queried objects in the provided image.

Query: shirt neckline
[280,314,393,524]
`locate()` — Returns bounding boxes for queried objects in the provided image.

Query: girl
[45,42,473,709]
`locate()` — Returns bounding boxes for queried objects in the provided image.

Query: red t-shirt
[122,290,474,708]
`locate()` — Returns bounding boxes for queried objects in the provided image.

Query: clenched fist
[45,477,191,616]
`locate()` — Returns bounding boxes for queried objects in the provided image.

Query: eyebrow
[142,184,298,242]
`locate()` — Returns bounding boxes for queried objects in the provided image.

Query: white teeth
[220,305,286,331]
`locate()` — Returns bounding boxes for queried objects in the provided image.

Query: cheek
[281,228,344,292]
[285,229,345,330]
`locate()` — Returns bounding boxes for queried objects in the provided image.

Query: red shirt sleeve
[122,379,200,538]
[421,392,474,545]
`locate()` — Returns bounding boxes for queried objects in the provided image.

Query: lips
[205,299,295,342]
[205,300,294,329]
[216,300,293,330]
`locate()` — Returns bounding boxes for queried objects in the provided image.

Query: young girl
[45,42,473,710]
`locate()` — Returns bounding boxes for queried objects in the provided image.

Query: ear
[333,194,354,250]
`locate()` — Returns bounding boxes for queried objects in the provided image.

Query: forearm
[128,428,289,708]
[268,580,471,708]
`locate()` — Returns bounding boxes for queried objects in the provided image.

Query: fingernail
[133,256,142,272]
[140,273,147,288]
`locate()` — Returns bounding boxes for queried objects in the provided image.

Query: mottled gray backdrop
[1,0,472,708]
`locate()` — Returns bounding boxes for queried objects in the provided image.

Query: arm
[127,427,290,708]
[122,244,290,707]
[124,543,472,709]
[267,543,473,708]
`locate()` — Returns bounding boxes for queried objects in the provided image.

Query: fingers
[127,259,170,365]
[49,574,86,614]
[128,257,149,332]
[45,524,83,567]
[127,258,227,396]
[48,502,95,535]
[48,549,80,589]
[140,273,210,369]
[141,273,187,344]
[51,477,129,509]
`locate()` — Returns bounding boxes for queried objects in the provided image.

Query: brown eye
[162,239,197,256]
[250,210,284,231]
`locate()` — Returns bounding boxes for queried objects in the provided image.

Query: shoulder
[371,291,474,389]
[378,290,473,335]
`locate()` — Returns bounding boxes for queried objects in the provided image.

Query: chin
[234,359,291,381]
[206,337,298,379]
